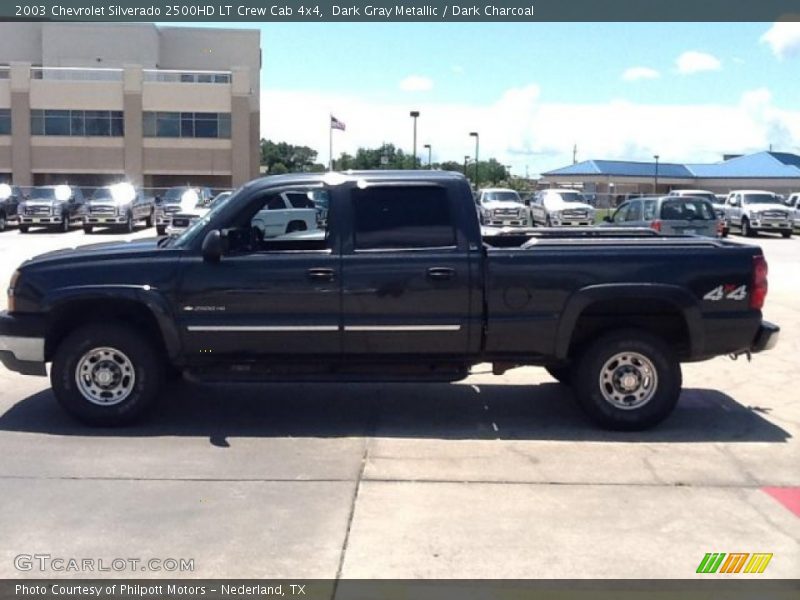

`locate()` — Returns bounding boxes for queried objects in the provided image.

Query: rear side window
[353,186,455,250]
[660,199,715,220]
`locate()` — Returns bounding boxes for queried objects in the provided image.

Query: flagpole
[328,118,333,171]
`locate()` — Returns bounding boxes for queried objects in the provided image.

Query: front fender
[555,283,704,359]
[42,285,182,360]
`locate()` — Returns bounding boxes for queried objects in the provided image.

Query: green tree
[260,139,321,173]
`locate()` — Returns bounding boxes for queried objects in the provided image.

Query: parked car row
[474,187,596,228]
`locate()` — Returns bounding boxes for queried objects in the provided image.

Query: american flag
[330,115,346,131]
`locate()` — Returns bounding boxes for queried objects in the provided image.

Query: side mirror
[202,230,223,263]
[603,216,613,223]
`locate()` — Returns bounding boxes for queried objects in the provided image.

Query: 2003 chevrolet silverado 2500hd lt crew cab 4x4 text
[0,171,780,430]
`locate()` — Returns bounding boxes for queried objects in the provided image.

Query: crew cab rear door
[339,182,474,355]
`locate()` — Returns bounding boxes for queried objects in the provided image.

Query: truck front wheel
[51,324,164,426]
[572,330,681,430]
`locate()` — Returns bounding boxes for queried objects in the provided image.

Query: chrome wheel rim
[75,346,136,406]
[599,351,658,410]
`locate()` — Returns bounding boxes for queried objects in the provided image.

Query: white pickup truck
[723,189,792,238]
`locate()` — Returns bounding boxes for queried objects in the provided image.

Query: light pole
[423,144,432,169]
[469,131,479,186]
[410,110,420,168]
[653,154,660,193]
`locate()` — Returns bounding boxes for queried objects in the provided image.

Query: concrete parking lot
[0,224,797,579]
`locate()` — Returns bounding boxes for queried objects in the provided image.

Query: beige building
[0,23,260,190]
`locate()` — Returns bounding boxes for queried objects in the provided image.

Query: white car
[530,189,594,226]
[785,192,800,229]
[724,189,792,238]
[251,191,319,238]
[475,188,530,227]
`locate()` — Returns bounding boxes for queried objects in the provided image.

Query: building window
[0,109,10,135]
[142,112,231,139]
[30,110,124,136]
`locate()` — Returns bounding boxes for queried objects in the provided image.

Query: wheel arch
[43,288,182,363]
[555,283,703,361]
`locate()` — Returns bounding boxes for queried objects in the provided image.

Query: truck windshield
[171,190,236,248]
[742,194,777,205]
[484,191,521,203]
[29,188,57,200]
[91,189,113,200]
[558,192,586,203]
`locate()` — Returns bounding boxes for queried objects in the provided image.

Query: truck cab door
[176,185,341,358]
[340,183,475,356]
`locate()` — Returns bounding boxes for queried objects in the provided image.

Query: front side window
[612,203,629,223]
[352,186,455,251]
[626,201,643,221]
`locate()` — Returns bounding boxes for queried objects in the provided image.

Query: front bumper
[751,219,791,230]
[751,321,780,353]
[486,218,530,227]
[20,216,63,225]
[84,216,127,225]
[551,219,593,226]
[0,311,47,376]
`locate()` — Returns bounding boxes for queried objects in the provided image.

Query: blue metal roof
[544,151,800,179]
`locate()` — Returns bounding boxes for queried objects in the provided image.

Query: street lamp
[469,132,479,185]
[653,154,660,193]
[423,144,432,169]
[410,111,420,168]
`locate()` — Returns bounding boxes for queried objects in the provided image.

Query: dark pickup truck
[0,171,779,429]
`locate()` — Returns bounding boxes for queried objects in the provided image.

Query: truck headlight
[551,211,562,220]
[8,270,20,313]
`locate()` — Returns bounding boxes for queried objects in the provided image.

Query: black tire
[51,323,164,426]
[546,215,552,227]
[60,215,70,233]
[83,225,93,234]
[721,227,729,238]
[0,211,6,232]
[781,230,792,239]
[545,364,572,385]
[156,225,166,236]
[124,212,134,233]
[742,218,755,237]
[145,211,154,228]
[572,329,682,431]
[19,225,29,233]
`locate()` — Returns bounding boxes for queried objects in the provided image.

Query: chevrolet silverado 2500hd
[0,171,779,429]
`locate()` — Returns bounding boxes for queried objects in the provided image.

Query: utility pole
[409,111,420,168]
[573,144,577,165]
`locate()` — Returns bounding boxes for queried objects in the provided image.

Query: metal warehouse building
[0,22,260,190]
[541,151,800,204]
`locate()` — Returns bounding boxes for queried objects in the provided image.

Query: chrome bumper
[0,335,46,376]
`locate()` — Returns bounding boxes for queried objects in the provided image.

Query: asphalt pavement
[0,224,797,579]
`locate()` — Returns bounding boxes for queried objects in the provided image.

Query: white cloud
[260,85,800,176]
[761,22,800,60]
[676,51,722,74]
[398,75,434,92]
[622,67,660,81]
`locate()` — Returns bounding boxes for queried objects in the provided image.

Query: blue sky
[174,21,800,175]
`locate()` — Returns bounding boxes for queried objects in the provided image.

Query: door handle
[307,267,335,281]
[427,267,455,281]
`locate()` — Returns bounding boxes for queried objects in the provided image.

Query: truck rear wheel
[51,324,164,426]
[572,329,681,430]
[156,225,166,236]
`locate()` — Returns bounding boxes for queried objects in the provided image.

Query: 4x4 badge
[704,284,747,301]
